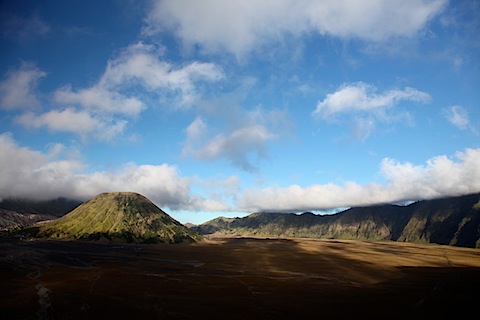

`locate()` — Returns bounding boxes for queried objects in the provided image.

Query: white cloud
[0,133,231,211]
[145,0,447,58]
[0,62,46,110]
[380,148,480,200]
[0,133,84,201]
[74,163,195,209]
[15,109,127,141]
[101,42,223,91]
[313,82,431,119]
[1,42,223,144]
[55,42,223,113]
[312,82,431,141]
[237,148,480,212]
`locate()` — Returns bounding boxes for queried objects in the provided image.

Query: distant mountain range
[0,197,82,217]
[192,193,480,248]
[0,197,81,230]
[2,192,479,247]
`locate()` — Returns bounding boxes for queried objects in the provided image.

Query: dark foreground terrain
[1,236,480,320]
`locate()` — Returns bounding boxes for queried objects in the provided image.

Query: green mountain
[22,192,201,243]
[192,193,480,248]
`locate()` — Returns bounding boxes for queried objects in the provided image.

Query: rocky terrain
[2,192,479,319]
[0,209,57,230]
[0,197,81,230]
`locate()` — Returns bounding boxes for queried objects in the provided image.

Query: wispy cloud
[1,12,50,39]
[442,105,477,134]
[182,116,277,173]
[15,109,127,142]
[145,0,447,58]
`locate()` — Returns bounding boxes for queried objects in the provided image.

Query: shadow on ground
[1,236,479,319]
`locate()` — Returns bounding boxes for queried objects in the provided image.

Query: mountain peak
[24,192,201,243]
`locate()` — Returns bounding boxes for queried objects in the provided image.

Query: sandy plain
[1,235,480,319]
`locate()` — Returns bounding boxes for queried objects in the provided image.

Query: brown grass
[1,236,479,319]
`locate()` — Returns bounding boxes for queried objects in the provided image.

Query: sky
[1,0,479,224]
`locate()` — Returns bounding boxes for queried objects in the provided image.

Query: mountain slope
[193,193,480,248]
[0,209,57,230]
[0,197,82,230]
[22,192,201,243]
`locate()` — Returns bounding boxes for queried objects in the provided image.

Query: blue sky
[1,0,479,224]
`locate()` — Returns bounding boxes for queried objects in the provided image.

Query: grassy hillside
[21,192,201,243]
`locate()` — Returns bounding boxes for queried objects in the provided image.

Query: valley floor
[1,236,480,319]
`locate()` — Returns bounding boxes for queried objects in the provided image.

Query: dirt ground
[1,236,480,319]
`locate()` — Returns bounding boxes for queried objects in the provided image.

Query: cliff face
[193,193,480,248]
[397,194,480,247]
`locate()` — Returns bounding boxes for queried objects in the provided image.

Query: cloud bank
[2,133,479,214]
[237,148,480,212]
[0,133,230,211]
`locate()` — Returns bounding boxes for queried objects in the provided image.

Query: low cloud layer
[2,133,479,214]
[237,148,480,212]
[0,133,230,211]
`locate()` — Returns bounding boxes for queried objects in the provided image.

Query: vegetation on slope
[21,192,201,244]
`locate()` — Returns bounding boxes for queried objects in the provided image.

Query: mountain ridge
[0,197,82,217]
[192,193,480,248]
